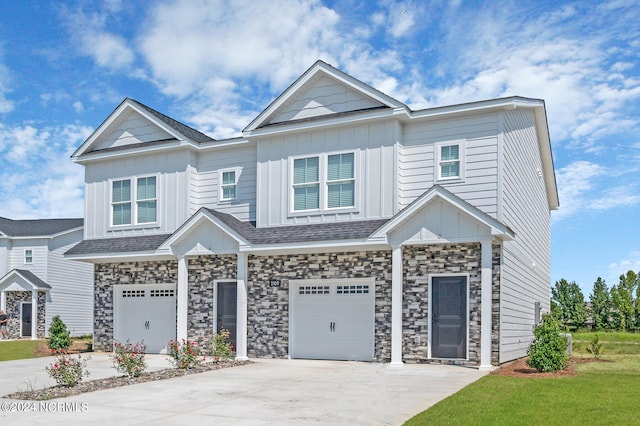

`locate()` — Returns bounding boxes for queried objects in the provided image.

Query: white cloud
[0,58,14,113]
[608,251,640,280]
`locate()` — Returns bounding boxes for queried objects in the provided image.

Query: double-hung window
[220,170,238,201]
[293,157,320,211]
[437,142,464,181]
[111,176,157,226]
[24,249,33,264]
[327,153,354,208]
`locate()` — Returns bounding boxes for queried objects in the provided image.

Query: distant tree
[551,279,586,331]
[610,271,638,331]
[589,277,611,331]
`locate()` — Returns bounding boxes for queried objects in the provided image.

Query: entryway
[431,276,468,359]
[20,302,32,337]
[216,281,237,349]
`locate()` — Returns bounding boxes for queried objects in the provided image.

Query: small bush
[586,334,604,358]
[111,340,147,378]
[168,339,203,369]
[47,316,71,352]
[527,314,568,372]
[207,329,234,361]
[46,353,89,387]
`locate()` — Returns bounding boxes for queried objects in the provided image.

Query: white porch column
[235,252,249,361]
[31,290,37,340]
[390,244,403,365]
[176,255,188,342]
[480,239,493,370]
[1,290,5,311]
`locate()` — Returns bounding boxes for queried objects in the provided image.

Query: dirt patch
[491,356,609,378]
[32,339,91,357]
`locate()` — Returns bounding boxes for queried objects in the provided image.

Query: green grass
[572,331,640,355]
[405,333,640,426]
[0,340,48,361]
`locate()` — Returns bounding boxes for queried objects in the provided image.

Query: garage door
[113,284,176,354]
[290,278,375,361]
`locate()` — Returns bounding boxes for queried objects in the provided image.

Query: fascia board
[533,106,560,210]
[409,97,545,121]
[239,239,390,255]
[64,250,175,263]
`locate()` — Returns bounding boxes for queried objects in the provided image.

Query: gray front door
[21,303,32,337]
[217,282,237,350]
[432,276,467,359]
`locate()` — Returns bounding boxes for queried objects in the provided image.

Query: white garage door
[290,278,375,361]
[113,284,176,354]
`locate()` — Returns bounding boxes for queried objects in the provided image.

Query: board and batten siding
[499,108,552,363]
[46,230,94,335]
[191,144,257,221]
[399,113,500,217]
[255,121,398,227]
[83,151,193,239]
[94,110,174,151]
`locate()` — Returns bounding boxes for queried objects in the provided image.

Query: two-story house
[0,217,94,338]
[66,61,558,368]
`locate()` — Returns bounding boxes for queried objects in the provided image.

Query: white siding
[191,144,257,221]
[0,239,8,277]
[94,110,174,151]
[399,113,500,216]
[8,239,48,278]
[84,151,193,238]
[255,121,397,227]
[46,230,94,336]
[271,75,383,124]
[499,109,552,362]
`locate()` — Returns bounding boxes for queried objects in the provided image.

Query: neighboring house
[0,217,94,338]
[66,61,558,368]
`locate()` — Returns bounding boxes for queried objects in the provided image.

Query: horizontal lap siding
[96,111,173,150]
[399,113,499,216]
[8,240,47,278]
[500,109,551,363]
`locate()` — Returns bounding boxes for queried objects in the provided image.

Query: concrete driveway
[0,354,488,425]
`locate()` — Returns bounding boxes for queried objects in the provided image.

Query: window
[327,153,355,208]
[24,249,33,264]
[293,157,320,211]
[111,176,157,226]
[220,170,238,201]
[437,142,464,181]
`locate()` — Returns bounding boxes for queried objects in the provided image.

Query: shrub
[47,315,71,352]
[46,353,89,387]
[168,339,203,369]
[111,340,147,378]
[207,329,234,361]
[527,314,568,372]
[586,334,604,358]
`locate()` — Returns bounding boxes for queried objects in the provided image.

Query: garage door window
[299,285,330,295]
[150,289,175,297]
[336,284,369,294]
[122,289,145,298]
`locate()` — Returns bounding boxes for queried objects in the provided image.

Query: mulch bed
[5,360,252,400]
[491,356,611,378]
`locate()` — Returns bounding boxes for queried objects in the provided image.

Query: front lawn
[0,340,47,361]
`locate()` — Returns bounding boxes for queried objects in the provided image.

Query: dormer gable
[244,60,408,133]
[72,98,214,160]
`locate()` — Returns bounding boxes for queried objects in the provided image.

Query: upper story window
[327,153,354,209]
[24,249,33,264]
[436,141,465,181]
[293,157,320,211]
[111,176,157,227]
[219,169,239,201]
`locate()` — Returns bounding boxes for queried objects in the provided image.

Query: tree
[527,314,568,372]
[551,279,586,331]
[610,271,637,331]
[47,315,71,352]
[589,277,611,331]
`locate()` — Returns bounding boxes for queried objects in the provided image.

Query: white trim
[176,256,188,341]
[435,140,465,183]
[24,249,33,264]
[390,245,403,365]
[428,273,470,361]
[480,240,493,369]
[109,173,161,229]
[218,167,241,202]
[236,252,248,361]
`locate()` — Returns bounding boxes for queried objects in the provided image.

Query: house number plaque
[269,280,281,287]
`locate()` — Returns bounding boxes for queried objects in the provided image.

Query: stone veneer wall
[246,251,393,361]
[187,255,237,346]
[403,243,501,366]
[4,291,46,338]
[93,261,177,351]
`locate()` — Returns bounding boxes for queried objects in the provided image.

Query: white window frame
[435,141,465,182]
[218,168,240,202]
[289,150,358,216]
[24,249,33,264]
[109,174,160,228]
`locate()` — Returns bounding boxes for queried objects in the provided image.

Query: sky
[0,0,638,296]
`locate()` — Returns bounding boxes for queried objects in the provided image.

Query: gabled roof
[72,98,214,159]
[0,269,51,291]
[0,217,83,238]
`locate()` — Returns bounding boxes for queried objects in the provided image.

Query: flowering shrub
[207,329,234,362]
[168,339,203,369]
[111,340,147,378]
[46,353,89,387]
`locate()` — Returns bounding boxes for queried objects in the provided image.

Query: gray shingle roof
[65,234,172,256]
[13,269,51,289]
[0,217,83,237]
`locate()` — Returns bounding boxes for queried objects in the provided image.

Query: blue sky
[0,0,638,295]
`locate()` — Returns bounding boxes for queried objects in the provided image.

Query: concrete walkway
[0,355,488,425]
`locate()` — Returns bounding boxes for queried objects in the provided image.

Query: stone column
[236,252,249,361]
[31,290,37,340]
[177,255,188,341]
[480,239,493,370]
[391,244,403,365]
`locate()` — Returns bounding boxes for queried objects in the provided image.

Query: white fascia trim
[73,140,195,164]
[6,227,83,240]
[409,97,544,121]
[64,250,175,263]
[533,106,559,210]
[239,240,390,255]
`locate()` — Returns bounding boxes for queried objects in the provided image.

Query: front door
[431,276,467,359]
[21,303,32,337]
[217,282,237,350]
